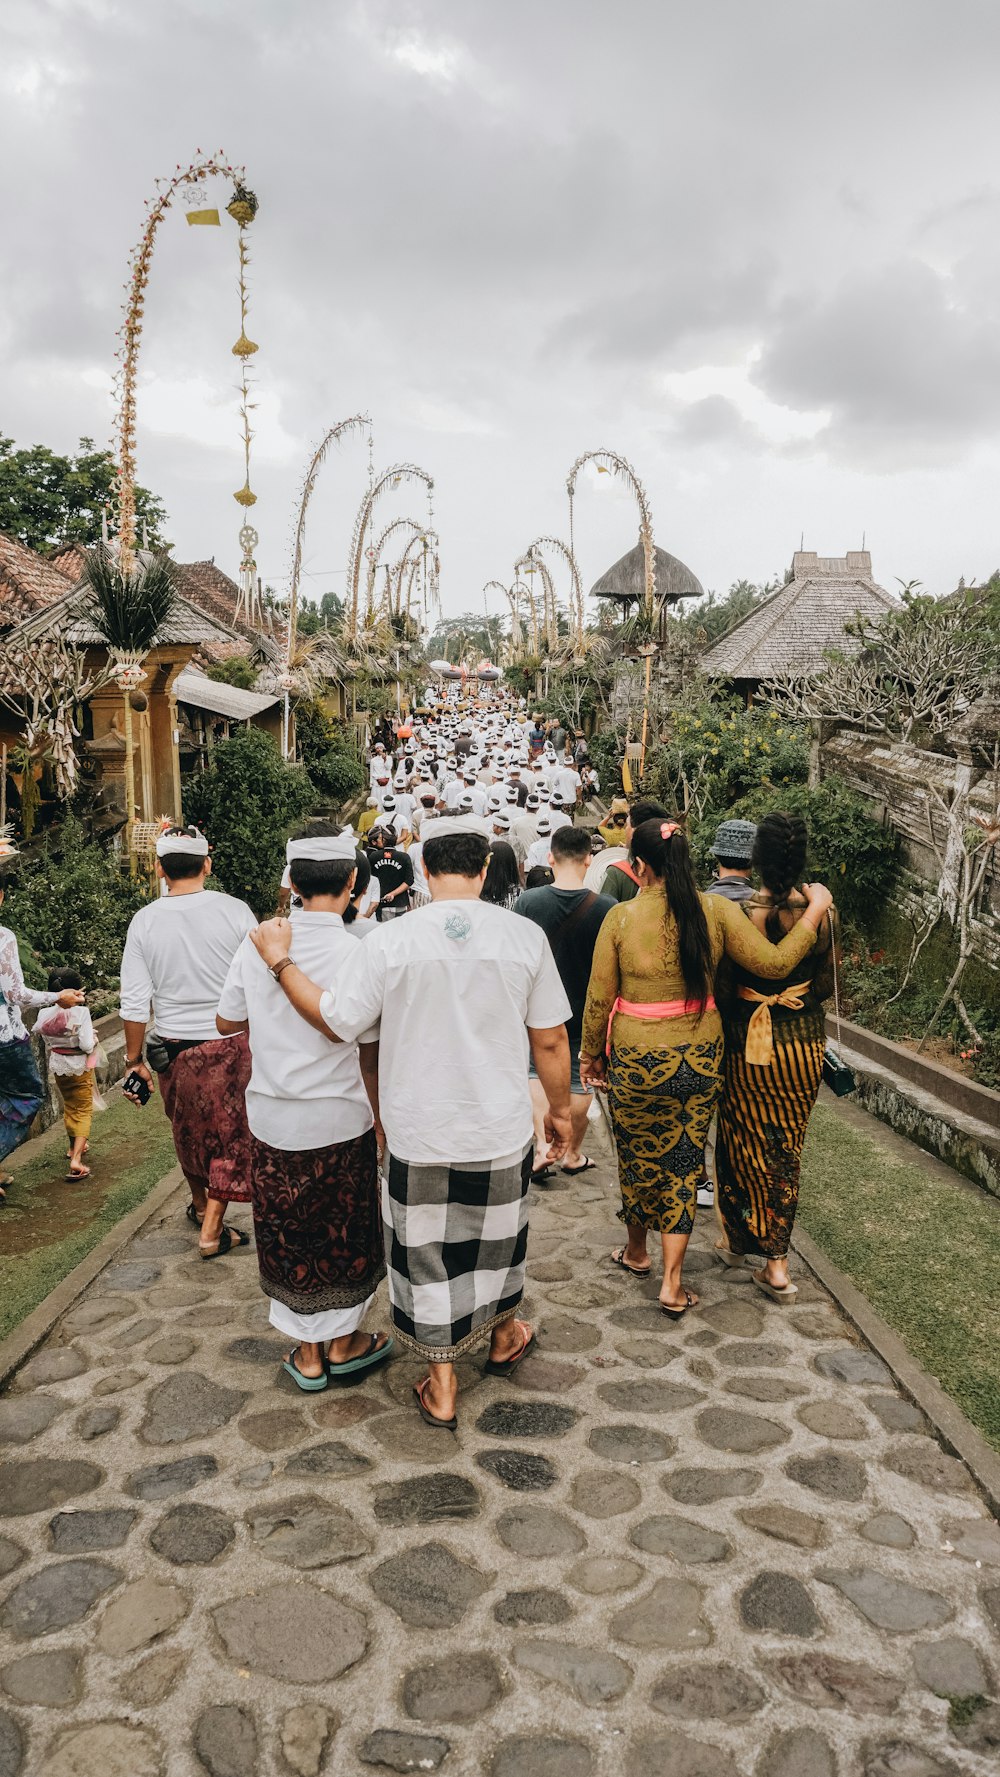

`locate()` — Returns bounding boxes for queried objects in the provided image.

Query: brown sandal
[413,1376,458,1431]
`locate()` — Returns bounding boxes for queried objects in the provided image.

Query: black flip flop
[414,1378,458,1431]
[610,1247,651,1279]
[199,1226,250,1260]
[185,1203,202,1226]
[561,1156,597,1175]
[530,1164,554,1182]
[484,1324,536,1376]
[660,1290,695,1322]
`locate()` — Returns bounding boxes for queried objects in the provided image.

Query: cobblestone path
[1,1117,998,1777]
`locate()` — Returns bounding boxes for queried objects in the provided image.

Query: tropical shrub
[4,816,150,1002]
[645,702,808,817]
[294,700,366,807]
[184,727,314,915]
[724,778,897,929]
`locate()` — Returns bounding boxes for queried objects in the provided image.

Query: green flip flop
[282,1347,329,1392]
[326,1333,394,1383]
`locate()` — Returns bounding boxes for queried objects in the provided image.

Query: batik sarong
[382,1141,532,1361]
[249,1127,384,1314]
[716,1005,825,1259]
[0,1037,45,1163]
[608,1038,723,1235]
[159,1033,252,1203]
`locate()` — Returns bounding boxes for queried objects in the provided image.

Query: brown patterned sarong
[250,1127,385,1315]
[159,1033,252,1204]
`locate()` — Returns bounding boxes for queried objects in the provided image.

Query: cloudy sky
[4,0,1000,623]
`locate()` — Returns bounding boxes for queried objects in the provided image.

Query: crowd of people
[0,694,837,1431]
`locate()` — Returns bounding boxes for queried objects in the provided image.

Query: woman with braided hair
[580,819,833,1318]
[714,812,839,1301]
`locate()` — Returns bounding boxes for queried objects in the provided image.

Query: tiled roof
[0,530,79,623]
[702,551,897,681]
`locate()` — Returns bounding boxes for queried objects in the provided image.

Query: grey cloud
[754,259,1000,459]
[3,0,1000,606]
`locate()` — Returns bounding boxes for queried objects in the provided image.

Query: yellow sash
[737,983,810,1066]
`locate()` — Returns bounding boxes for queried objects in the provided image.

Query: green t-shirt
[600,861,639,903]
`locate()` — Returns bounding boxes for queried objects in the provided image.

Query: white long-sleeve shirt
[0,926,58,1044]
[119,890,255,1041]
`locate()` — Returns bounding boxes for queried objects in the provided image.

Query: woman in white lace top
[0,870,84,1200]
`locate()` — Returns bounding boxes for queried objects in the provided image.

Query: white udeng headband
[156,827,209,858]
[421,813,490,840]
[286,829,357,863]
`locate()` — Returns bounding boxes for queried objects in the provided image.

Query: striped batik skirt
[382,1142,533,1361]
[715,1008,826,1259]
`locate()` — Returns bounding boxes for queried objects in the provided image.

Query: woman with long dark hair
[580,819,832,1317]
[715,812,838,1302]
[481,840,521,911]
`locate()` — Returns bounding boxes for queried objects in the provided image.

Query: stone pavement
[0,1117,998,1777]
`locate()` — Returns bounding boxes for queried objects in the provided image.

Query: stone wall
[822,730,1000,976]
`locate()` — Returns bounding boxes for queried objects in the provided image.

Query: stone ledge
[835,1022,1000,1200]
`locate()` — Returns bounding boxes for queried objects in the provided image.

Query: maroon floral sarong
[249,1127,385,1315]
[159,1033,252,1204]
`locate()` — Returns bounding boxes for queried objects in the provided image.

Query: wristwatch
[269,958,294,982]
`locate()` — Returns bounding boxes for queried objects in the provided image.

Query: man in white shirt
[250,815,572,1432]
[524,815,556,874]
[120,825,255,1258]
[552,760,583,816]
[217,826,391,1391]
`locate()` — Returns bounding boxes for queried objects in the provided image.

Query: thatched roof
[702,551,897,683]
[2,583,243,652]
[590,542,704,606]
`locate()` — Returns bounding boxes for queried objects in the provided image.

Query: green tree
[205,656,259,690]
[0,437,168,554]
[294,699,365,806]
[184,727,315,915]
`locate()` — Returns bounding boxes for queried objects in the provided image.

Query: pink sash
[606,994,717,1056]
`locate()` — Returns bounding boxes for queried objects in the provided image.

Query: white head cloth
[422,813,490,840]
[157,826,209,858]
[286,828,357,864]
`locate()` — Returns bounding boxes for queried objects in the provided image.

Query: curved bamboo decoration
[396,530,437,618]
[365,517,426,615]
[523,536,585,651]
[346,464,434,639]
[566,448,656,620]
[286,415,369,666]
[115,153,251,576]
[515,548,557,648]
[484,581,522,656]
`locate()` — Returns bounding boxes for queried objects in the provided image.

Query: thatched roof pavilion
[590,542,704,607]
[702,551,896,696]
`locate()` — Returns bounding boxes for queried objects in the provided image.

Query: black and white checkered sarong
[382,1142,532,1361]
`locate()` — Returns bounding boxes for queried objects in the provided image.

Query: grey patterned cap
[710,818,757,862]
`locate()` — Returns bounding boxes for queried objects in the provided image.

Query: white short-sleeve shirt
[318,898,570,1165]
[217,909,378,1151]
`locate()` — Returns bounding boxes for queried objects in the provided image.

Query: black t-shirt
[368,848,414,912]
[514,885,614,1042]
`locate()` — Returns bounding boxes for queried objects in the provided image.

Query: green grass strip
[800,1101,1000,1452]
[0,1097,178,1344]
